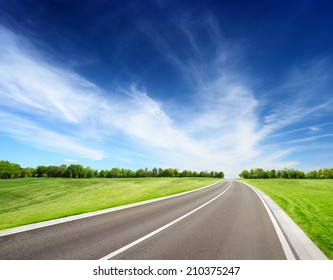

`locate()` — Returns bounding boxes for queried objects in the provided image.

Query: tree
[99,170,107,178]
[85,167,95,178]
[216,171,224,178]
[0,160,229,180]
[239,170,250,179]
[268,169,277,178]
[158,168,163,177]
[46,166,61,177]
[136,168,147,177]
[276,170,282,178]
[306,170,317,179]
[21,167,35,178]
[59,164,67,177]
[162,168,175,177]
[0,161,21,179]
[35,165,48,178]
[180,170,190,177]
[122,169,135,178]
[0,161,10,179]
[295,170,305,179]
[108,168,123,178]
[66,164,85,178]
[199,171,208,177]
[280,169,288,178]
[252,168,267,179]
[151,167,158,177]
[321,168,333,179]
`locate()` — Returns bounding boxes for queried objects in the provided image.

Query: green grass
[0,177,220,231]
[243,179,333,259]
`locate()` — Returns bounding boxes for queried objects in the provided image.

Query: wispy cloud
[64,159,79,163]
[268,121,333,138]
[0,111,105,160]
[0,25,207,165]
[1,19,332,177]
[277,134,333,145]
[144,15,333,174]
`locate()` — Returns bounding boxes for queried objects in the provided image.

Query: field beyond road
[243,179,333,259]
[0,177,220,231]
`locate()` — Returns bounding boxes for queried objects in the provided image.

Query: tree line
[239,168,333,179]
[0,160,224,179]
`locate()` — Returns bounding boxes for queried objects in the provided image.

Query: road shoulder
[240,181,328,260]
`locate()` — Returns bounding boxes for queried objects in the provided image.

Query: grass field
[0,177,220,231]
[243,179,333,259]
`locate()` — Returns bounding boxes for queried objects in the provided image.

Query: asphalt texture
[0,180,287,260]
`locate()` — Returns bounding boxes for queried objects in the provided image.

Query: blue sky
[0,0,333,177]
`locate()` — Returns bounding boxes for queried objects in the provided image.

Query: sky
[0,0,333,178]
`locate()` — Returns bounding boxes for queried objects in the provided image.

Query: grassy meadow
[0,177,220,231]
[243,179,333,259]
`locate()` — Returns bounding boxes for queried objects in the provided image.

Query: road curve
[0,180,288,260]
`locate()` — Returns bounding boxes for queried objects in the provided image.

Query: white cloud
[0,25,295,176]
[309,126,320,132]
[64,159,79,163]
[117,157,133,164]
[278,134,333,145]
[0,26,206,165]
[0,111,105,160]
[1,23,332,177]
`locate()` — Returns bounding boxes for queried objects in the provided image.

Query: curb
[241,181,328,260]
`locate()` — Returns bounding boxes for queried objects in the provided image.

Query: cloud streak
[0,25,209,165]
[1,19,333,177]
[0,111,105,160]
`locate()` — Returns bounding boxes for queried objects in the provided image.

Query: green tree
[162,168,175,177]
[66,164,85,178]
[0,161,21,179]
[151,167,158,177]
[268,169,277,178]
[199,171,208,177]
[122,169,135,178]
[306,170,317,179]
[21,167,35,178]
[85,167,95,178]
[180,170,190,177]
[99,170,107,178]
[322,168,333,179]
[46,166,61,177]
[136,168,147,177]
[108,168,123,178]
[239,170,250,179]
[36,166,48,178]
[59,164,67,177]
[216,171,224,178]
[280,169,288,178]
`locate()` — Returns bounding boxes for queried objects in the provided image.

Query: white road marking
[99,180,233,260]
[241,181,296,260]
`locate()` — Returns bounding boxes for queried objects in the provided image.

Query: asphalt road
[0,180,288,260]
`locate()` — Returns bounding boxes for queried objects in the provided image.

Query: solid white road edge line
[241,181,296,260]
[0,179,224,237]
[99,180,233,260]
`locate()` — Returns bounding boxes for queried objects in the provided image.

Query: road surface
[0,180,289,259]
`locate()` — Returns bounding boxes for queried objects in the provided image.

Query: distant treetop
[239,168,333,179]
[0,160,224,179]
